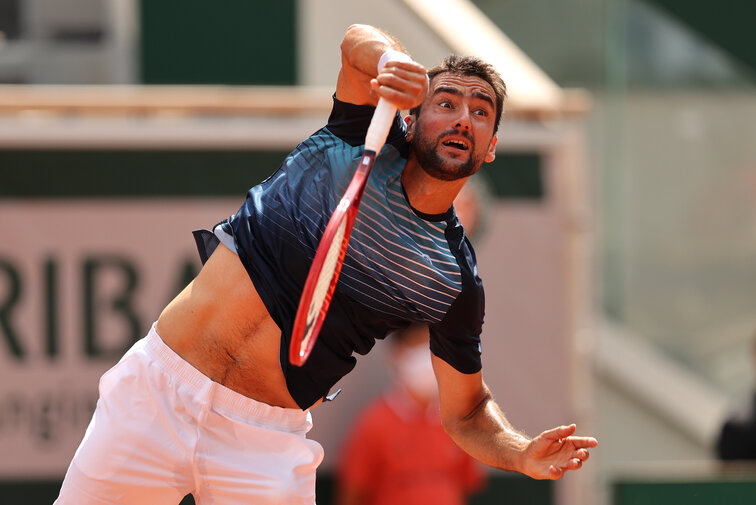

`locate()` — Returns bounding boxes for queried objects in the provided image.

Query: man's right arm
[336,24,427,110]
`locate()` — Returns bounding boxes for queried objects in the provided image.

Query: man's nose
[454,108,472,130]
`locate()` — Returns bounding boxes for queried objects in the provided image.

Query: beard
[410,123,486,181]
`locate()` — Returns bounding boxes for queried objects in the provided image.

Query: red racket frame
[288,150,377,366]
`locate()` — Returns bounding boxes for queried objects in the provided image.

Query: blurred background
[1,0,755,504]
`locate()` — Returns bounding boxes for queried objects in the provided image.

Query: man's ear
[404,115,415,142]
[484,135,498,163]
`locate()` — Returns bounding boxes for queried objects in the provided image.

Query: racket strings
[301,216,349,350]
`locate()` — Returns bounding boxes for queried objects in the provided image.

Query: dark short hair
[410,55,507,134]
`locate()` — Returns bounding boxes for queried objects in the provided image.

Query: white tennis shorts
[55,324,324,505]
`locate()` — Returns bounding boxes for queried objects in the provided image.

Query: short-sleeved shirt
[194,97,485,409]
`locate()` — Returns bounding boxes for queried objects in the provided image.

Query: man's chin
[422,161,478,181]
[412,144,480,181]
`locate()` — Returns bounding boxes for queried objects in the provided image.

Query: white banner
[0,198,238,477]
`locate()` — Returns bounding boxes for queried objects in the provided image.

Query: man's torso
[162,98,484,410]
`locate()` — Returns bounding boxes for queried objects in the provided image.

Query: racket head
[289,151,376,366]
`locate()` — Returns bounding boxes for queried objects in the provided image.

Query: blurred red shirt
[337,386,486,505]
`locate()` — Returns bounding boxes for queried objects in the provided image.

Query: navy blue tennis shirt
[194,97,485,409]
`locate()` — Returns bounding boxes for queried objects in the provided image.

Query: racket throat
[358,150,377,175]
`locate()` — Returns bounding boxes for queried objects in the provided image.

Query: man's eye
[474,109,489,117]
[439,101,452,108]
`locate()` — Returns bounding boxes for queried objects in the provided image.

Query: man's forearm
[340,24,405,77]
[443,390,531,473]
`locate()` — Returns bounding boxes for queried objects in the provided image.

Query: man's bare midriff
[156,243,309,410]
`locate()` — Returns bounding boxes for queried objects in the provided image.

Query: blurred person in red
[336,323,486,505]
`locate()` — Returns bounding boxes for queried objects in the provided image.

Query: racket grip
[364,98,397,154]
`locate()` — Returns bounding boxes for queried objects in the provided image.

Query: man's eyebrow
[433,86,495,108]
[433,86,463,97]
[472,91,495,109]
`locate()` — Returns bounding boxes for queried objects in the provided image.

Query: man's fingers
[534,426,597,480]
[381,59,426,74]
[375,72,427,95]
[373,58,429,110]
[543,424,577,441]
[548,465,563,479]
[568,436,599,449]
[377,66,426,82]
[374,85,423,110]
[550,457,583,479]
[377,62,428,90]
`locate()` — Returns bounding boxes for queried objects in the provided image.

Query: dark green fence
[614,475,756,505]
[0,149,542,200]
[140,0,297,85]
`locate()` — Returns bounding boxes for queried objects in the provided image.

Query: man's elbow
[340,24,370,56]
[344,23,371,36]
[441,389,492,436]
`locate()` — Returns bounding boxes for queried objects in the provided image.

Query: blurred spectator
[450,175,490,243]
[716,333,756,460]
[336,323,486,505]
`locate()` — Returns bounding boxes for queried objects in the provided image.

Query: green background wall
[140,0,298,85]
[0,150,543,200]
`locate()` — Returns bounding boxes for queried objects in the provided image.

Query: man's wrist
[507,434,531,473]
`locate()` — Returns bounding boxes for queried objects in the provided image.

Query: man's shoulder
[325,95,407,148]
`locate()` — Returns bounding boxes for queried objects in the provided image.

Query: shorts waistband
[141,322,312,435]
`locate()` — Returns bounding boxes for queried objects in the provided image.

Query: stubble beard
[411,124,485,182]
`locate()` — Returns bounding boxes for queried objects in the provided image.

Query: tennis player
[55,23,597,505]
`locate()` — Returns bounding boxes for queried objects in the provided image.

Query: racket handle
[364,98,397,154]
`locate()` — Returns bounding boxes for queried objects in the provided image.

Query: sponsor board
[0,199,237,476]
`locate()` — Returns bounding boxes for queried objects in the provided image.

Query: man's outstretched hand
[520,424,598,480]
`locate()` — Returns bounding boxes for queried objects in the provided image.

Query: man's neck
[401,159,467,215]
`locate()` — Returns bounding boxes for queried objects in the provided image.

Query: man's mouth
[441,138,470,152]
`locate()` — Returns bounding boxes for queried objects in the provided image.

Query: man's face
[408,73,498,181]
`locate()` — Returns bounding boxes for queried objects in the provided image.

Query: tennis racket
[289,97,398,366]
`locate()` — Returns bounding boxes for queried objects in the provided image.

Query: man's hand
[337,24,427,108]
[370,59,428,111]
[520,424,598,480]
